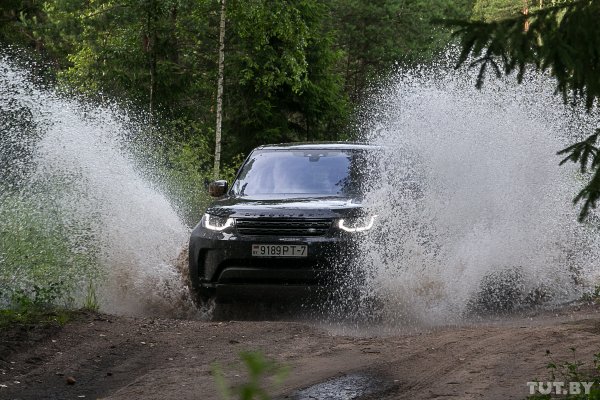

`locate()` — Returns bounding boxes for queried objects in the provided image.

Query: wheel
[467,267,525,314]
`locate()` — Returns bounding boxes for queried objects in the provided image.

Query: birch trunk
[213,0,226,179]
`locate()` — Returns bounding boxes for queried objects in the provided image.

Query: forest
[5,3,600,399]
[27,0,600,228]
[0,0,485,181]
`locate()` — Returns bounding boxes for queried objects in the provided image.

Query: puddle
[288,373,391,400]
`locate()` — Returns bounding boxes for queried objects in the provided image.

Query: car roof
[254,141,380,151]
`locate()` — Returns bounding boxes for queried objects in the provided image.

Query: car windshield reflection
[231,150,370,199]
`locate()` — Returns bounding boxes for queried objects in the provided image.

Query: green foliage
[224,0,351,148]
[0,0,46,48]
[0,0,481,319]
[330,0,474,103]
[472,0,542,22]
[213,351,289,400]
[527,349,600,399]
[146,118,215,223]
[230,0,312,96]
[4,0,477,224]
[83,280,99,311]
[222,153,247,183]
[134,117,246,224]
[0,308,73,330]
[3,0,475,164]
[0,188,100,310]
[558,130,600,220]
[35,0,353,158]
[442,0,600,221]
[9,282,65,309]
[44,0,183,105]
[580,284,600,303]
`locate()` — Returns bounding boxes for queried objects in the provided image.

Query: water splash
[358,58,600,326]
[4,50,600,325]
[0,55,197,317]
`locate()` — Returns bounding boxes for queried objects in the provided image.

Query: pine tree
[443,0,600,221]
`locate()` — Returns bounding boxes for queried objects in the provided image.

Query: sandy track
[2,305,600,400]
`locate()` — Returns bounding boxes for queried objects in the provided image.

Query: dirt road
[2,304,600,400]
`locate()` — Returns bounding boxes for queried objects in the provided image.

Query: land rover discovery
[188,142,378,303]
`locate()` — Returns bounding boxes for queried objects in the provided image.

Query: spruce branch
[439,0,600,221]
[558,130,600,221]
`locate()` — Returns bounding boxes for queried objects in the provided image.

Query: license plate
[252,244,307,257]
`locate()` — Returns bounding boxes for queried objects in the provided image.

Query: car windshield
[230,149,371,198]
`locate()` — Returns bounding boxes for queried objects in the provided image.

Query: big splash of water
[357,60,600,326]
[3,52,599,324]
[0,56,197,317]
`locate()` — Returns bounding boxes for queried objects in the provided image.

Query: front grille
[235,218,333,236]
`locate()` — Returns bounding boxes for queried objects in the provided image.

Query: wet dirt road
[2,305,600,400]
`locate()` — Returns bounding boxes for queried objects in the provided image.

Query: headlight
[202,213,234,231]
[337,215,377,233]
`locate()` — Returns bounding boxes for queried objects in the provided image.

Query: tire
[467,267,525,314]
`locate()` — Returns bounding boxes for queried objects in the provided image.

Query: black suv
[188,142,378,303]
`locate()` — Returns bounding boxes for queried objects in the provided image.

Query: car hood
[205,196,363,218]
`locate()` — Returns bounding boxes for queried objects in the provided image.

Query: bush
[0,188,100,311]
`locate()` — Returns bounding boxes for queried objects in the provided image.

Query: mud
[2,304,600,399]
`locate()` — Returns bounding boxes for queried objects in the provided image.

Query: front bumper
[189,225,357,300]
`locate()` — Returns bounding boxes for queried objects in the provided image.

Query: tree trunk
[147,0,158,115]
[523,0,529,32]
[169,5,179,64]
[213,0,226,179]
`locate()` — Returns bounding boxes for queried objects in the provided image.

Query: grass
[527,349,600,399]
[581,285,600,304]
[0,184,101,312]
[0,307,74,330]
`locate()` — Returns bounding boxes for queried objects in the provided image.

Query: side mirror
[208,180,228,197]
